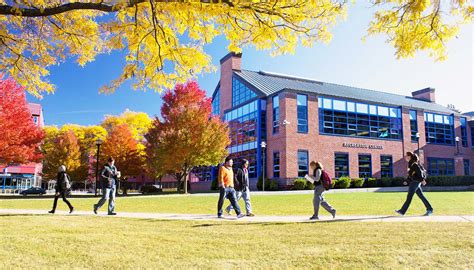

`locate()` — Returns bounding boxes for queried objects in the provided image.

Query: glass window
[297,94,308,133]
[428,158,455,176]
[380,155,393,178]
[410,110,418,142]
[356,103,368,114]
[460,117,468,147]
[318,97,402,140]
[334,153,349,178]
[212,88,220,116]
[232,77,257,107]
[425,113,454,145]
[333,100,346,111]
[272,95,279,134]
[471,127,474,149]
[464,159,470,176]
[318,97,322,108]
[323,98,332,109]
[273,152,280,178]
[358,154,372,178]
[297,150,309,177]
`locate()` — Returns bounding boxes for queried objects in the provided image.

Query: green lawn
[1,191,473,216]
[0,215,472,268]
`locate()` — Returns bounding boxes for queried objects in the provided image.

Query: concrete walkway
[1,209,472,223]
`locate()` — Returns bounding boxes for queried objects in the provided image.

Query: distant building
[0,103,44,192]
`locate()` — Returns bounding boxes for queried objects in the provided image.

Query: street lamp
[415,132,420,154]
[455,136,460,155]
[261,141,266,192]
[95,138,103,197]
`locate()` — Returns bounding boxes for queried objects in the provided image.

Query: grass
[1,192,473,216]
[0,215,472,268]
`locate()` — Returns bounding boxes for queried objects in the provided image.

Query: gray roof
[234,69,455,114]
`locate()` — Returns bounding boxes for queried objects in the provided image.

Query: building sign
[342,143,383,150]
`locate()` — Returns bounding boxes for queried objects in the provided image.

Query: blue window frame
[273,152,280,178]
[460,117,468,147]
[464,159,471,176]
[428,158,455,176]
[272,95,280,134]
[409,110,418,142]
[334,153,349,178]
[232,77,257,107]
[212,88,220,116]
[297,94,308,133]
[472,126,474,149]
[358,154,372,178]
[380,155,393,178]
[424,112,454,145]
[318,97,402,140]
[297,150,309,177]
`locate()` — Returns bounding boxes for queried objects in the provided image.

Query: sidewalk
[0,209,472,223]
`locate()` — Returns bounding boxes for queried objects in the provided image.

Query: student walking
[308,161,336,220]
[217,156,245,219]
[225,159,255,216]
[395,152,433,216]
[48,165,74,214]
[93,157,120,215]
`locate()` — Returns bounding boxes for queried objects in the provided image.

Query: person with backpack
[93,157,120,215]
[395,152,433,216]
[48,165,74,214]
[225,159,255,217]
[308,161,336,220]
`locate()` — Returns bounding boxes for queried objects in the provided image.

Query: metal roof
[233,69,456,114]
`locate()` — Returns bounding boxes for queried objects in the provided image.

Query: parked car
[140,184,162,194]
[20,187,46,196]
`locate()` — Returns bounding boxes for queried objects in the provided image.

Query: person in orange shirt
[217,156,244,219]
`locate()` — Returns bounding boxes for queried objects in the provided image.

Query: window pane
[347,102,355,112]
[333,100,346,111]
[356,103,368,114]
[323,98,332,109]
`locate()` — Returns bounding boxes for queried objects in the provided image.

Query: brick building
[209,53,473,188]
[1,103,44,192]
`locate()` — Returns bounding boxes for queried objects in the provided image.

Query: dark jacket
[234,167,249,191]
[55,172,69,193]
[100,164,118,188]
[408,161,423,182]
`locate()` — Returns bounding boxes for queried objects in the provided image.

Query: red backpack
[320,170,333,190]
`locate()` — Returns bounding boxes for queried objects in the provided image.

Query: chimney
[219,52,242,112]
[412,87,436,103]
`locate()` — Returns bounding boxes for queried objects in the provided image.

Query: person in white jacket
[308,161,336,220]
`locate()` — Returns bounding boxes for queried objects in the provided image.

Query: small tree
[146,81,230,193]
[0,76,44,165]
[42,129,82,180]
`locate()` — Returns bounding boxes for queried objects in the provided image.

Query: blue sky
[27,4,473,126]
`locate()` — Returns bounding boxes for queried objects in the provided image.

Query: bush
[391,177,406,186]
[380,178,392,187]
[334,176,351,189]
[427,176,474,186]
[366,178,378,187]
[211,178,218,190]
[257,176,278,191]
[351,178,365,188]
[330,179,337,189]
[293,178,307,190]
[305,181,315,190]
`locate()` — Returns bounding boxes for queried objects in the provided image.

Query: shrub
[334,176,351,189]
[330,179,337,189]
[211,178,218,190]
[366,178,378,187]
[305,181,315,190]
[257,176,278,191]
[391,177,406,186]
[351,178,365,188]
[427,176,474,186]
[293,178,307,190]
[380,178,392,187]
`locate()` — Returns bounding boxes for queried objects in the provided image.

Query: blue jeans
[95,186,116,214]
[217,187,241,216]
[226,187,252,214]
[399,181,433,214]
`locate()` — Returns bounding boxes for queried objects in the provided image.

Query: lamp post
[261,141,266,192]
[95,138,103,197]
[455,136,460,155]
[415,132,420,154]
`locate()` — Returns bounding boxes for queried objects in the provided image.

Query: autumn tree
[0,76,44,164]
[101,123,144,179]
[101,110,152,149]
[146,81,230,194]
[1,1,470,97]
[42,129,82,181]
